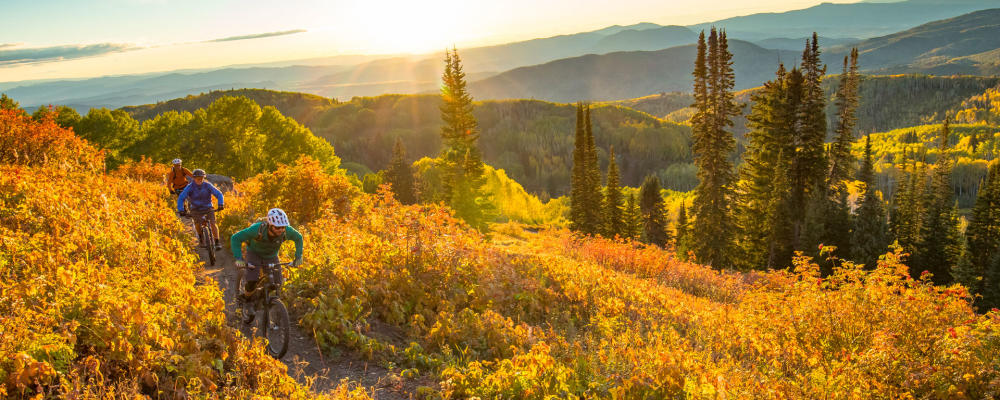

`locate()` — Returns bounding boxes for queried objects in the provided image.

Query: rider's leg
[207,211,221,249]
[193,214,207,246]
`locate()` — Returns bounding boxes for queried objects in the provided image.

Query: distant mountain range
[470,8,1000,102]
[689,0,999,40]
[468,40,797,102]
[4,0,1000,110]
[827,8,1000,75]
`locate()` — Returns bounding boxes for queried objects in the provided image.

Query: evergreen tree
[582,104,604,234]
[790,35,828,250]
[982,253,1000,311]
[690,28,737,268]
[892,157,928,264]
[438,48,494,230]
[851,135,889,267]
[603,145,625,237]
[385,137,418,204]
[735,65,794,269]
[917,120,961,284]
[570,103,588,232]
[958,161,1000,304]
[623,193,642,241]
[675,200,692,259]
[828,48,861,189]
[639,175,670,247]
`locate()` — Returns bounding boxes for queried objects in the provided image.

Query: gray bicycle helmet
[192,169,207,177]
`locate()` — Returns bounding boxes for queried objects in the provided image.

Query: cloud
[0,43,20,49]
[206,29,307,43]
[0,43,138,66]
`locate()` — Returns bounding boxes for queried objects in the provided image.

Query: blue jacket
[177,181,223,212]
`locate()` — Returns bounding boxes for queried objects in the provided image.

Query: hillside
[225,155,1000,399]
[117,77,1000,198]
[468,40,798,102]
[690,0,999,40]
[123,91,694,196]
[5,83,1000,400]
[121,88,337,122]
[827,8,1000,75]
[588,25,698,54]
[859,122,1000,207]
[723,75,1000,139]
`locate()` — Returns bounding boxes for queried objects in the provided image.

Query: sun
[345,0,463,54]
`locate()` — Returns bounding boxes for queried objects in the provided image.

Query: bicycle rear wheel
[260,298,290,359]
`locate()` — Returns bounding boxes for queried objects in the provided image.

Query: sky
[0,0,871,82]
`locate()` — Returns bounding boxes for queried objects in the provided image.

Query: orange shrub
[0,109,104,171]
[111,155,168,183]
[219,155,361,235]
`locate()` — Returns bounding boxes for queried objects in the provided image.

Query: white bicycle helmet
[266,208,290,227]
[172,158,182,165]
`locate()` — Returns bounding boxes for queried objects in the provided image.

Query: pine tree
[603,146,624,237]
[982,253,1000,310]
[623,193,642,241]
[790,35,828,251]
[675,200,691,259]
[385,138,417,204]
[828,48,860,189]
[851,135,889,267]
[639,175,670,247]
[913,120,960,284]
[958,161,1000,304]
[570,103,588,232]
[438,48,494,230]
[690,28,737,268]
[735,65,794,269]
[582,104,604,234]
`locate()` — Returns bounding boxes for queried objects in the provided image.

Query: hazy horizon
[0,0,876,83]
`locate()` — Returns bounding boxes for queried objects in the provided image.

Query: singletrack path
[187,220,412,399]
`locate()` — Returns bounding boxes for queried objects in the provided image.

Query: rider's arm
[183,168,193,178]
[176,184,193,211]
[208,183,224,208]
[285,225,304,261]
[230,223,258,261]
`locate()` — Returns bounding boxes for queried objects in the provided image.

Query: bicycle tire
[203,225,216,266]
[260,298,290,359]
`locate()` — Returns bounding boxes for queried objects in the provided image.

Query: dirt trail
[189,222,411,399]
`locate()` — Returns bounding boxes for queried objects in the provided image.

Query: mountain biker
[231,208,303,323]
[177,169,224,251]
[166,158,193,195]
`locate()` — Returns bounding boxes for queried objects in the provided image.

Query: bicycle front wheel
[260,298,290,359]
[203,226,216,266]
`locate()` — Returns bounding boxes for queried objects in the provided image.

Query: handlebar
[179,207,222,214]
[238,261,294,270]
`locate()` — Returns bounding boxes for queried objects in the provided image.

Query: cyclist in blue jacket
[177,169,224,250]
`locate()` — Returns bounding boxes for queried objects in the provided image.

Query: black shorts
[244,251,281,287]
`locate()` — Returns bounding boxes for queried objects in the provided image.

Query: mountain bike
[236,261,291,359]
[187,208,220,266]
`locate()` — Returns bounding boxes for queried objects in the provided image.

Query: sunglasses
[268,225,286,232]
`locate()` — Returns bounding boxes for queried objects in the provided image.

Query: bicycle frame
[241,262,292,303]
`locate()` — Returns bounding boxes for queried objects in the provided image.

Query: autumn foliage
[3,106,999,398]
[219,162,1000,399]
[0,109,104,171]
[0,118,367,398]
